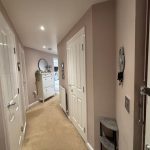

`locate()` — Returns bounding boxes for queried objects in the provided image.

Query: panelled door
[0,13,22,150]
[67,27,87,140]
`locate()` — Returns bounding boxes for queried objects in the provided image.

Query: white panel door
[67,27,87,140]
[0,13,22,150]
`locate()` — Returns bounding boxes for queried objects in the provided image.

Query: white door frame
[17,43,28,137]
[20,45,29,110]
[67,27,87,141]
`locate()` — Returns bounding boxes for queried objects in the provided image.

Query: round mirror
[38,59,48,72]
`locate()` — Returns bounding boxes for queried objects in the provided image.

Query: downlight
[40,26,45,31]
[43,45,46,49]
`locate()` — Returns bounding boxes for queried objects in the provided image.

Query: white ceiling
[2,0,106,54]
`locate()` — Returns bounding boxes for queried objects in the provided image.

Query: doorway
[53,58,59,93]
[137,0,150,149]
[67,27,87,141]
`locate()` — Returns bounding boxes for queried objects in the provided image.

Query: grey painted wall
[92,2,116,149]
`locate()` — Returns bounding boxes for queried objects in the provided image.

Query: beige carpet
[22,96,87,150]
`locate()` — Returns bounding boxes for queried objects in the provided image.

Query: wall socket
[125,96,130,113]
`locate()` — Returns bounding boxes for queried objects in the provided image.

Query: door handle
[71,89,73,92]
[7,102,16,108]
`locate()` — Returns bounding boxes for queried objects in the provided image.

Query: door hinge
[21,126,24,132]
[140,86,150,96]
[84,127,86,133]
[83,86,85,93]
[18,88,20,94]
[14,48,16,54]
[17,62,21,71]
[82,44,84,51]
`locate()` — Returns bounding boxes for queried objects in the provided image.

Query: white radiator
[59,86,67,113]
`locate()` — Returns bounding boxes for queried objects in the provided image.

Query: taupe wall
[58,8,94,147]
[92,2,116,149]
[58,1,116,149]
[116,0,136,149]
[24,47,57,104]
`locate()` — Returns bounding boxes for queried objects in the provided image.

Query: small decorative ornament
[117,47,125,85]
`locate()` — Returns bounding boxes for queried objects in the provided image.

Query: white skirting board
[68,114,94,150]
[87,142,94,150]
[28,101,39,109]
[19,122,27,146]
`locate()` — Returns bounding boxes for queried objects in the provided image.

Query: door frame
[143,0,150,149]
[133,0,149,149]
[67,27,87,141]
[17,43,28,137]
[20,45,29,110]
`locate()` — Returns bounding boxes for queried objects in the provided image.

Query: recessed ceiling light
[43,45,46,49]
[40,26,45,31]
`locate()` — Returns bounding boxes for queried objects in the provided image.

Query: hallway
[0,0,147,149]
[22,96,87,150]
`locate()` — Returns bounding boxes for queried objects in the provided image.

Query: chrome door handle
[7,102,16,108]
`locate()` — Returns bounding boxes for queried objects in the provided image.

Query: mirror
[38,59,48,72]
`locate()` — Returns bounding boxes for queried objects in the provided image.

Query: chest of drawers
[36,72,55,102]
